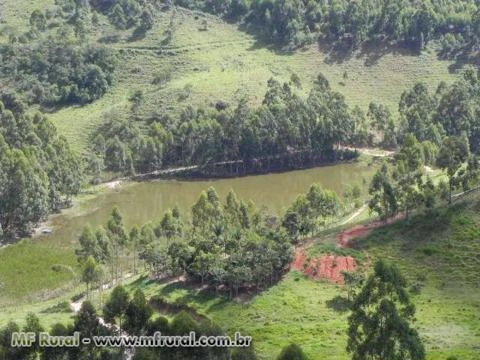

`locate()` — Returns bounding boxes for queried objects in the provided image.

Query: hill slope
[50,7,459,153]
[1,3,459,153]
[122,193,480,360]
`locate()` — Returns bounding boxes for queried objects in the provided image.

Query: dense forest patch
[0,100,81,240]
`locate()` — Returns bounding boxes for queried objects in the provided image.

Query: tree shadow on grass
[320,38,421,67]
[326,295,351,313]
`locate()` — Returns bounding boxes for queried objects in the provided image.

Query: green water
[52,161,375,237]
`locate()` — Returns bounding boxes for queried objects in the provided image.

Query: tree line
[0,295,257,360]
[1,31,116,107]
[366,68,480,221]
[89,74,360,177]
[0,100,82,240]
[0,252,427,360]
[0,260,426,360]
[91,66,480,180]
[397,68,480,153]
[174,0,480,52]
[91,0,156,34]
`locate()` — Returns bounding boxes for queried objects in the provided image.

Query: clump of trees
[92,0,155,33]
[282,183,342,242]
[366,69,480,220]
[77,188,298,298]
[76,206,131,288]
[1,31,116,106]
[368,133,479,220]
[0,100,81,240]
[0,304,115,360]
[0,294,245,360]
[91,74,359,176]
[77,185,342,297]
[397,68,480,153]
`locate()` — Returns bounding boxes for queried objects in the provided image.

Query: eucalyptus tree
[347,260,425,360]
[436,136,470,203]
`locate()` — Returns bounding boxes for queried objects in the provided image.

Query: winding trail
[340,204,368,226]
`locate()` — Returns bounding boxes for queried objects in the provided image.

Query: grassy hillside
[1,4,459,153]
[1,3,478,359]
[51,8,458,153]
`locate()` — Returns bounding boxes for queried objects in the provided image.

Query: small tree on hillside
[129,225,140,274]
[277,344,308,360]
[107,207,128,282]
[103,285,130,331]
[82,256,102,299]
[347,260,425,360]
[394,134,425,219]
[436,136,470,203]
[368,164,398,221]
[124,289,152,335]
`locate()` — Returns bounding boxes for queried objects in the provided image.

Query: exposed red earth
[291,250,357,284]
[337,224,374,248]
[337,214,405,248]
[292,214,405,283]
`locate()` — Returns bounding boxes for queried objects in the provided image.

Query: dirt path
[340,204,368,226]
[340,146,395,158]
[337,214,405,248]
[70,275,135,359]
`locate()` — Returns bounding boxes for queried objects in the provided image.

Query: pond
[0,160,377,305]
[60,160,376,232]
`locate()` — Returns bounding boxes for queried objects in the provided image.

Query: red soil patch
[337,224,373,248]
[291,250,357,284]
[337,214,405,248]
[291,214,405,284]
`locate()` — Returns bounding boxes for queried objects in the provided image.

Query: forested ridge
[0,1,116,107]
[88,75,360,177]
[91,67,480,179]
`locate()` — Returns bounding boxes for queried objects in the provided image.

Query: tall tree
[277,343,308,360]
[436,136,470,203]
[103,285,130,331]
[369,164,398,221]
[394,134,425,218]
[107,207,128,282]
[82,256,102,299]
[347,260,425,360]
[124,289,152,335]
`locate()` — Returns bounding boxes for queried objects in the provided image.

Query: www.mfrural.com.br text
[11,331,252,348]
